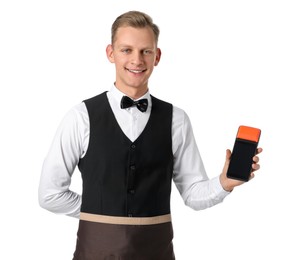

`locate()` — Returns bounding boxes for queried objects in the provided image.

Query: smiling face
[106,26,161,98]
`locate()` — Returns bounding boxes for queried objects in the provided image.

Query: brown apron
[72,213,175,260]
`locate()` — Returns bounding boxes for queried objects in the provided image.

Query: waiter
[38,10,262,259]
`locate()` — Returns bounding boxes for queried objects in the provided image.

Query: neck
[115,83,148,99]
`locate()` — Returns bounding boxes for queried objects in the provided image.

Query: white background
[1,0,284,259]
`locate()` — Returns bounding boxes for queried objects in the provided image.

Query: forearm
[39,186,81,218]
[182,176,230,210]
[38,156,82,218]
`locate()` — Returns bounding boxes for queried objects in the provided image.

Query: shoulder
[172,105,194,134]
[150,95,192,128]
[150,95,172,107]
[150,95,173,118]
[55,102,89,135]
[83,92,107,106]
[82,92,109,116]
[173,105,186,121]
[71,102,89,123]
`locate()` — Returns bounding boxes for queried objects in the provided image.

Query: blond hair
[111,11,160,45]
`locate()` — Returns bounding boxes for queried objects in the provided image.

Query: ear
[106,44,115,63]
[154,48,161,66]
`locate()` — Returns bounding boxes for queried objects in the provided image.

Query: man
[39,10,262,259]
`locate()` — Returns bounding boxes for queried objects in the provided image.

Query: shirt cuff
[212,175,231,200]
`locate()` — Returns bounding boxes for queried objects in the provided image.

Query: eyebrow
[116,44,155,50]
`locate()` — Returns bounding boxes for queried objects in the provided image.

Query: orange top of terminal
[237,125,261,143]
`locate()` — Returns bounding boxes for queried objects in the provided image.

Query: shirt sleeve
[172,107,230,210]
[38,103,89,218]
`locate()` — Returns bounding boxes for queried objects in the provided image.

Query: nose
[131,50,143,65]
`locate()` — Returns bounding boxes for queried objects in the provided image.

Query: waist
[80,212,172,225]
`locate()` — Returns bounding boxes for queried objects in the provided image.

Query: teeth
[128,69,144,73]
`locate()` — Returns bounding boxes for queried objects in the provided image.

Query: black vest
[78,92,173,217]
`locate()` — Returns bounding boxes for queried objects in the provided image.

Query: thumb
[223,149,232,173]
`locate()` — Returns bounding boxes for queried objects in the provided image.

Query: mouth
[126,68,147,74]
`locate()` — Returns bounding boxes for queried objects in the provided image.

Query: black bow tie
[120,96,148,112]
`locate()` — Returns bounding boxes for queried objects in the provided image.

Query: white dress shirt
[38,85,230,218]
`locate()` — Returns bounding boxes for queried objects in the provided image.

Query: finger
[222,149,232,175]
[249,172,255,180]
[252,163,260,171]
[226,149,231,160]
[223,149,231,166]
[256,147,263,154]
[253,155,259,163]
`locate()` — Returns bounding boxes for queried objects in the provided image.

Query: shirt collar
[108,84,152,110]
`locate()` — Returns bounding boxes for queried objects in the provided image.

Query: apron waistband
[80,212,172,225]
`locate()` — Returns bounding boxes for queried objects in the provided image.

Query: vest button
[128,213,133,217]
[128,189,135,194]
[131,144,136,149]
[130,165,136,170]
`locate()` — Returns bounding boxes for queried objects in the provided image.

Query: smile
[126,68,146,74]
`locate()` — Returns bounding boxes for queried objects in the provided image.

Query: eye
[143,50,153,55]
[122,48,131,54]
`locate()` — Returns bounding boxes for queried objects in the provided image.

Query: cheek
[147,54,159,66]
[114,55,127,66]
